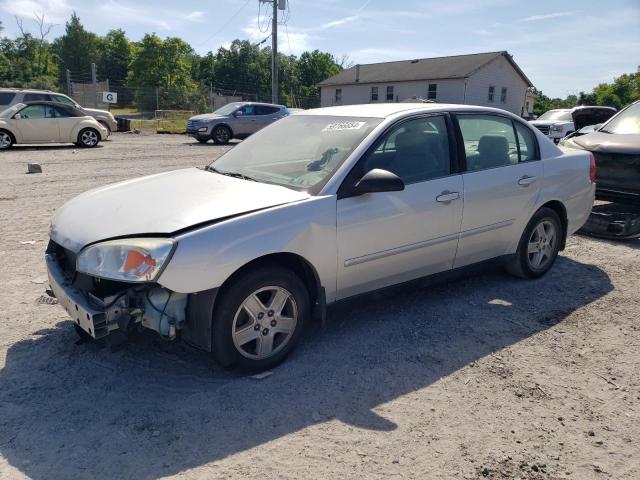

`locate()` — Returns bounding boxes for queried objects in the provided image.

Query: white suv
[0,89,117,133]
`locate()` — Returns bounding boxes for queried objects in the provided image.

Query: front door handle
[518,175,537,186]
[436,191,460,204]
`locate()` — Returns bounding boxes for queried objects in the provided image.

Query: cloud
[1,0,73,23]
[319,15,358,29]
[185,11,205,22]
[519,11,575,23]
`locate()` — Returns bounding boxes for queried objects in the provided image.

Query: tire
[212,265,310,371]
[0,130,14,150]
[506,207,563,279]
[212,125,231,145]
[78,128,100,148]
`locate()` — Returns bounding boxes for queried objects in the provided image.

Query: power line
[195,0,252,48]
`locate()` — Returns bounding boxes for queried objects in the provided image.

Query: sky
[1,0,639,97]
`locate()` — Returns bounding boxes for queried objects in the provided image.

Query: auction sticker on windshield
[322,121,366,132]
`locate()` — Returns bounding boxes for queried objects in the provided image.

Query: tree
[296,50,342,107]
[53,13,99,84]
[128,34,203,111]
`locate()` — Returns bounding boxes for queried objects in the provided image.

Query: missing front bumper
[46,253,187,340]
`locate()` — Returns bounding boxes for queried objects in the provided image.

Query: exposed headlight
[550,125,564,132]
[198,127,208,132]
[77,238,175,282]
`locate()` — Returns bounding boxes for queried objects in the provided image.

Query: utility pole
[271,0,278,104]
[91,63,98,108]
[66,69,72,97]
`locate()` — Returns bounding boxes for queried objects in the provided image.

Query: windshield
[210,115,383,192]
[538,110,573,122]
[0,103,25,118]
[601,102,640,134]
[213,102,242,116]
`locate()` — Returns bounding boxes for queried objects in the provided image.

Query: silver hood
[189,113,226,121]
[50,168,309,253]
[82,107,113,117]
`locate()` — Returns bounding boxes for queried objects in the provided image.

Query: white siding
[463,55,529,115]
[320,78,466,108]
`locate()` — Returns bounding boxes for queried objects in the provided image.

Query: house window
[501,87,508,103]
[371,86,378,101]
[335,88,342,103]
[488,85,495,102]
[386,86,394,101]
[427,83,437,100]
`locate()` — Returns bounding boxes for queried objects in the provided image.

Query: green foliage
[532,72,640,116]
[53,13,99,85]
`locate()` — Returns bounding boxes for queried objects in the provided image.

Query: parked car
[0,102,108,149]
[186,102,288,144]
[46,103,595,371]
[0,88,117,133]
[530,106,616,143]
[561,100,640,204]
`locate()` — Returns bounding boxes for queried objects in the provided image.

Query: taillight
[589,154,597,183]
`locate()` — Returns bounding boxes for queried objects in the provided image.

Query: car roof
[0,88,55,94]
[241,102,286,108]
[297,103,519,119]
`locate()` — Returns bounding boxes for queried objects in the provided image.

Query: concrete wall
[320,78,466,107]
[464,55,529,115]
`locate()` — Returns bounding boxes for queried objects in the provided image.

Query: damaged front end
[46,240,188,341]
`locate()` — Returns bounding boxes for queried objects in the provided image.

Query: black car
[563,100,640,204]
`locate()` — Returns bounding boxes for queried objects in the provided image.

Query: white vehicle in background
[0,102,109,149]
[45,103,595,371]
[530,106,616,143]
[0,88,117,134]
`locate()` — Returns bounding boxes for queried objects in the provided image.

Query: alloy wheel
[527,220,557,270]
[81,130,98,147]
[0,132,12,149]
[231,286,298,360]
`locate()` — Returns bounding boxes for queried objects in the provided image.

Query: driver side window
[240,105,255,115]
[18,105,47,119]
[361,116,451,184]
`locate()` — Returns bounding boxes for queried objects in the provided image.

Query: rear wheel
[212,125,231,145]
[212,265,309,371]
[506,207,563,279]
[0,130,14,150]
[78,128,100,148]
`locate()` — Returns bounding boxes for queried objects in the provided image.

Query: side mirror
[234,110,243,117]
[352,169,405,196]
[14,113,21,119]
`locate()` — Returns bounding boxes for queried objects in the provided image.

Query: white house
[319,51,534,116]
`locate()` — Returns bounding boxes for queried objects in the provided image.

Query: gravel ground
[0,134,639,480]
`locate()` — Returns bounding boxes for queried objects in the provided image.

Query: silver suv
[186,102,289,145]
[0,89,117,133]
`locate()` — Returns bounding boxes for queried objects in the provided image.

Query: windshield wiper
[206,165,258,182]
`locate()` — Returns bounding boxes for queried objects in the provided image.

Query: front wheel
[212,265,309,371]
[212,125,231,145]
[78,128,100,148]
[0,130,14,150]
[506,207,563,279]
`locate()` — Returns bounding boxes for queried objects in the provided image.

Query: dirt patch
[0,134,639,479]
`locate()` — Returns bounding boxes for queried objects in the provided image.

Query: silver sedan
[46,103,595,371]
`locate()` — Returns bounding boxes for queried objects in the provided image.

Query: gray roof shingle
[318,51,532,87]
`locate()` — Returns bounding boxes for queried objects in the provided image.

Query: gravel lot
[0,134,639,480]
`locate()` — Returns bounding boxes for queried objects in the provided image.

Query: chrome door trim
[459,219,514,239]
[344,232,459,267]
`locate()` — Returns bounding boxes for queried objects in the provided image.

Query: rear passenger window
[361,115,451,184]
[458,114,518,171]
[23,93,51,102]
[256,105,280,115]
[514,122,538,162]
[0,92,16,105]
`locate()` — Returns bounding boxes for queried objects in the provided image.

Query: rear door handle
[436,191,460,204]
[518,175,537,186]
